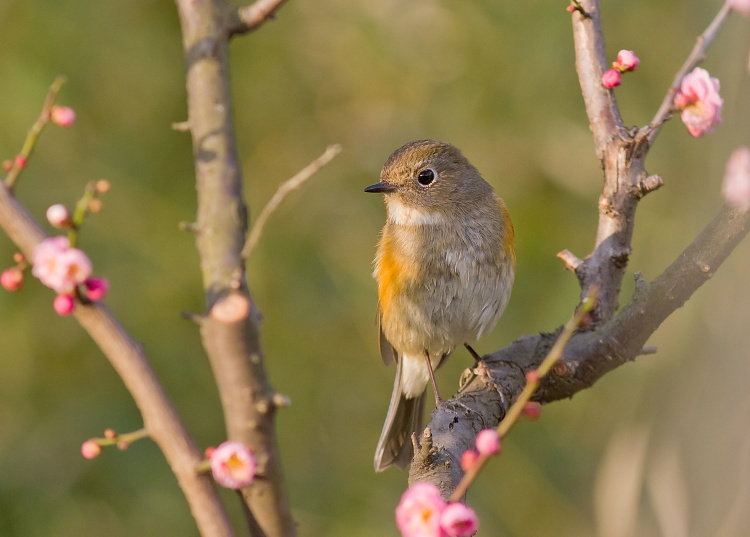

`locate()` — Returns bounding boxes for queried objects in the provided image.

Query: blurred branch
[4,76,66,190]
[242,143,342,259]
[228,0,290,36]
[174,0,296,535]
[0,183,235,537]
[410,205,750,489]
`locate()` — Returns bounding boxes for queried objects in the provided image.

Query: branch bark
[174,0,295,535]
[409,205,750,489]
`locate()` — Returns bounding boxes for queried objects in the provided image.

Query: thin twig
[229,0,291,36]
[4,76,66,190]
[241,144,342,259]
[448,287,598,502]
[641,2,732,146]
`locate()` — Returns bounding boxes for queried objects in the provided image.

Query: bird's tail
[373,357,425,472]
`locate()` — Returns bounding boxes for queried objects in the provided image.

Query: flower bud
[601,69,621,88]
[53,294,76,316]
[46,204,71,228]
[1,267,24,291]
[475,429,501,456]
[50,106,76,127]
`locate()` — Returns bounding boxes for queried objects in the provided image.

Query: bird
[365,139,515,472]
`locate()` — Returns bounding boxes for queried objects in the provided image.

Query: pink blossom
[475,429,501,456]
[674,67,723,137]
[460,450,479,472]
[46,204,70,228]
[81,440,102,459]
[729,0,750,16]
[601,69,621,88]
[614,50,640,71]
[14,155,26,169]
[722,147,750,212]
[440,503,479,537]
[31,236,92,294]
[210,441,257,489]
[396,482,446,537]
[1,267,24,291]
[50,106,76,127]
[53,294,75,315]
[84,277,110,301]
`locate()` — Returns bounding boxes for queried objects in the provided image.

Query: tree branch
[228,0,290,37]
[409,205,750,489]
[174,0,295,535]
[0,183,235,537]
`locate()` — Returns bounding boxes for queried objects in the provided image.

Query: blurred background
[1,0,749,535]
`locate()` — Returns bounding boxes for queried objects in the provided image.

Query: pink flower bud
[615,50,640,71]
[729,0,750,16]
[440,502,479,537]
[460,449,479,472]
[396,482,446,537]
[54,294,76,315]
[1,267,24,291]
[84,277,109,301]
[475,429,501,456]
[521,401,542,420]
[14,155,27,169]
[674,67,723,137]
[2,160,12,172]
[104,428,117,439]
[210,441,257,489]
[46,204,70,228]
[722,147,750,212]
[81,440,102,459]
[601,69,621,88]
[50,106,76,127]
[525,370,539,384]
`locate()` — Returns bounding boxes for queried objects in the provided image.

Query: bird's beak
[364,182,397,194]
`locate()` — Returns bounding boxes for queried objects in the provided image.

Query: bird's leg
[464,343,482,362]
[423,351,443,406]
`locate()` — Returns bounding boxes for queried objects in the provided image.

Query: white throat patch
[386,197,444,226]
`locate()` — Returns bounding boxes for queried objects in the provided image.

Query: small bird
[365,139,515,472]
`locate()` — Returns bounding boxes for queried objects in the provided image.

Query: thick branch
[174,0,295,535]
[570,0,648,323]
[0,184,235,537]
[409,205,750,490]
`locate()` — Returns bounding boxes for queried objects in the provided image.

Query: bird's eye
[417,169,436,186]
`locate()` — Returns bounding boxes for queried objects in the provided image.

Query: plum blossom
[84,277,110,301]
[50,106,76,127]
[440,503,479,537]
[601,68,621,88]
[46,204,70,228]
[1,267,24,291]
[614,50,640,71]
[674,67,723,137]
[210,441,257,489]
[475,429,501,456]
[722,147,750,212]
[396,482,446,537]
[31,236,92,294]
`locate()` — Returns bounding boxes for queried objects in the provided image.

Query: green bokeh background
[1,1,749,536]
